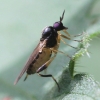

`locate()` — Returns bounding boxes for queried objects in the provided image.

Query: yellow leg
[50,48,72,59]
[60,34,82,42]
[63,30,70,37]
[36,53,57,73]
[63,30,83,37]
[60,38,78,49]
[59,34,71,40]
[58,31,82,42]
[44,54,56,67]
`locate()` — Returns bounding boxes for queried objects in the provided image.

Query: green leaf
[44,69,100,100]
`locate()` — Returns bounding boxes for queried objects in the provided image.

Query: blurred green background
[0,0,100,100]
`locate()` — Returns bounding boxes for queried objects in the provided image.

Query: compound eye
[53,22,62,29]
[53,22,63,31]
[53,21,67,31]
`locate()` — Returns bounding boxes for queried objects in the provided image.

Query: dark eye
[53,22,62,28]
[53,22,63,31]
[53,21,67,31]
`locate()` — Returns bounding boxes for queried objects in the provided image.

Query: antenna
[60,10,65,22]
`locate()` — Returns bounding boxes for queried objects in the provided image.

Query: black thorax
[40,26,58,47]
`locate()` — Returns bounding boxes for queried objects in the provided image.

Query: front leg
[58,31,82,42]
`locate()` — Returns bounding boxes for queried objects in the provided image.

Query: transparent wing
[14,40,46,85]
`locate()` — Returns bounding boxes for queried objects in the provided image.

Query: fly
[14,10,79,91]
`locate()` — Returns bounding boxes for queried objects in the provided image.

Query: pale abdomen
[27,48,52,74]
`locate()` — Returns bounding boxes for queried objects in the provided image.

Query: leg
[60,34,82,42]
[36,54,56,73]
[63,30,70,37]
[50,48,72,59]
[60,38,78,49]
[38,73,60,91]
[36,54,60,91]
[63,30,83,37]
[24,74,28,81]
[58,31,82,42]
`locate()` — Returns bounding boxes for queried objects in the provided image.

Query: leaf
[44,69,100,100]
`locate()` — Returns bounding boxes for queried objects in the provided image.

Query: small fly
[14,10,79,91]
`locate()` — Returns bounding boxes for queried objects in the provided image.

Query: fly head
[53,10,68,31]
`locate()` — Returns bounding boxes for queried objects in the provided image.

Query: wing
[14,40,46,85]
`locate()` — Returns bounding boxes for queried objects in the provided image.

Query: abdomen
[27,48,52,74]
